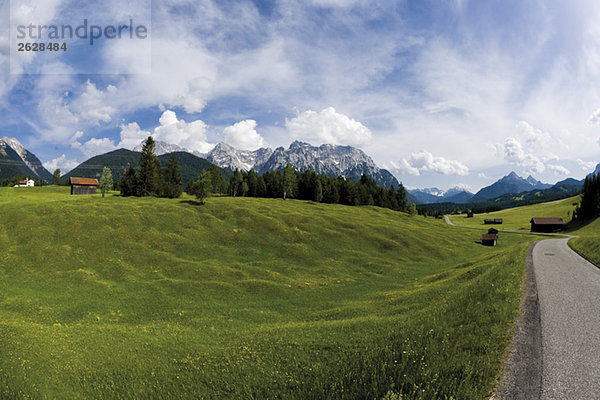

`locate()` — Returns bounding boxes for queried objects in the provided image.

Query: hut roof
[481,233,498,241]
[70,177,99,186]
[530,217,565,225]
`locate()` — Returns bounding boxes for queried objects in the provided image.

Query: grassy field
[568,217,600,265]
[447,196,579,231]
[0,186,536,399]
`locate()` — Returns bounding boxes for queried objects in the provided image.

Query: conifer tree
[208,164,227,194]
[120,165,138,196]
[246,169,258,197]
[256,175,267,197]
[282,163,296,200]
[162,153,183,198]
[138,136,162,196]
[194,170,212,204]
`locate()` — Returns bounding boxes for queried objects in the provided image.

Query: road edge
[491,240,543,400]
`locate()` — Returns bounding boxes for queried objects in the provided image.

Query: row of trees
[1,176,47,187]
[186,163,410,212]
[575,173,600,221]
[120,137,183,198]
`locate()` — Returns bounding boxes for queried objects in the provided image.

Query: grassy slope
[568,218,600,265]
[0,187,535,399]
[447,196,579,231]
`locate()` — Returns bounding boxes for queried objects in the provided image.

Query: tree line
[575,173,600,221]
[117,137,409,213]
[186,162,409,212]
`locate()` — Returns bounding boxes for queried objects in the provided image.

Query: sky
[2,0,600,192]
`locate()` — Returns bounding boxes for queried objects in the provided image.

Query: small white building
[15,179,35,187]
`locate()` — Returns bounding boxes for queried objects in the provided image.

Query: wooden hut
[487,228,499,235]
[481,233,498,246]
[70,177,99,195]
[530,217,565,233]
[484,218,503,225]
[467,212,474,218]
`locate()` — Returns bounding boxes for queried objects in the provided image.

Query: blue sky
[2,0,600,191]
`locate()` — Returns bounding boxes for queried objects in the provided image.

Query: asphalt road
[444,217,600,399]
[532,238,600,399]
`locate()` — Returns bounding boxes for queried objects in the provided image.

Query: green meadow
[0,187,537,399]
[447,196,579,231]
[568,217,600,265]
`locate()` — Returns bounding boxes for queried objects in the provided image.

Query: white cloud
[396,159,420,176]
[516,121,552,147]
[70,80,117,125]
[223,120,265,150]
[43,154,80,174]
[547,164,570,175]
[451,183,473,192]
[286,107,372,146]
[577,159,597,171]
[503,137,545,174]
[153,110,214,153]
[399,150,469,176]
[71,136,117,158]
[118,122,151,149]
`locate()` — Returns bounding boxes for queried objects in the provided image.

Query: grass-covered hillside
[447,196,579,231]
[0,187,535,399]
[568,218,600,265]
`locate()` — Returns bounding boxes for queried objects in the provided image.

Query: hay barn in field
[70,177,99,195]
[481,233,498,246]
[530,217,565,233]
[484,218,503,225]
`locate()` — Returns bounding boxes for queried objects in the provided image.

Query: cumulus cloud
[117,122,151,149]
[503,137,545,174]
[516,121,552,147]
[286,107,372,146]
[396,159,420,176]
[223,120,265,150]
[547,164,570,175]
[577,158,597,171]
[153,110,213,153]
[43,154,80,174]
[398,150,469,176]
[70,80,117,125]
[71,134,117,158]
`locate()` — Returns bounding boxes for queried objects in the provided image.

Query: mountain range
[0,137,52,182]
[408,187,475,204]
[0,137,597,207]
[408,169,595,205]
[470,172,552,202]
[134,140,400,189]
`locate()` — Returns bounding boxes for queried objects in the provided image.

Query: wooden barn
[530,217,565,233]
[484,218,503,225]
[467,212,474,218]
[487,228,499,235]
[481,233,498,246]
[70,177,99,195]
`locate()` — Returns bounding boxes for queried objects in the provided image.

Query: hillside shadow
[180,200,205,206]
